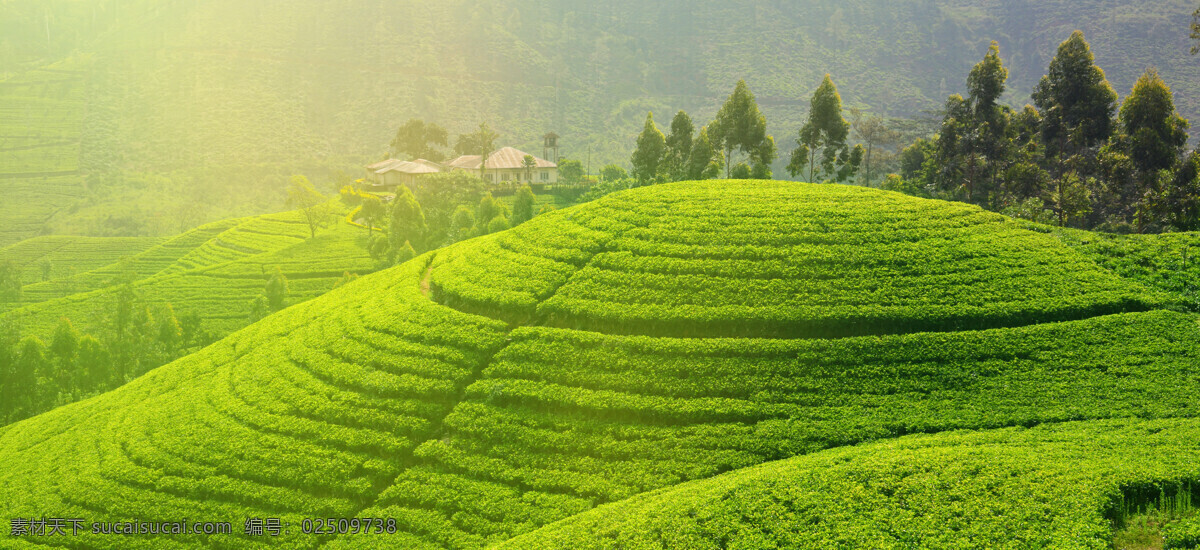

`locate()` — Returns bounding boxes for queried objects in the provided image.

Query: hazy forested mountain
[0,0,1196,244]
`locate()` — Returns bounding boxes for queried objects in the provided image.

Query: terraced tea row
[3,208,372,338]
[0,259,508,549]
[0,181,1195,548]
[337,309,1200,547]
[499,418,1200,550]
[0,235,162,285]
[430,182,1165,338]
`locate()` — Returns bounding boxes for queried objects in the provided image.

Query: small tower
[543,132,560,164]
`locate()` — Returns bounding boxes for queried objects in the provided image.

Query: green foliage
[391,119,449,162]
[599,164,627,182]
[558,159,584,184]
[360,195,386,233]
[500,418,1200,549]
[451,205,476,241]
[881,173,928,198]
[787,75,861,183]
[730,162,751,179]
[157,303,182,348]
[455,122,500,158]
[393,241,417,266]
[685,126,724,180]
[248,294,270,323]
[630,112,667,184]
[488,214,513,234]
[407,171,486,248]
[1191,5,1200,55]
[49,317,79,363]
[1159,151,1200,231]
[0,261,20,303]
[264,267,289,312]
[3,182,1200,547]
[512,185,536,226]
[390,185,428,252]
[1033,31,1118,160]
[664,110,695,181]
[476,192,505,234]
[1120,68,1190,179]
[286,174,333,238]
[850,110,901,185]
[935,42,1011,204]
[710,80,772,178]
[431,181,1163,338]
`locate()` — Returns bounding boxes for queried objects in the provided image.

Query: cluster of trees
[342,173,555,270]
[0,286,209,425]
[630,77,875,186]
[892,32,1200,232]
[628,81,771,184]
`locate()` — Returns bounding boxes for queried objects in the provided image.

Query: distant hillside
[1,205,374,340]
[3,181,1199,548]
[0,0,1197,244]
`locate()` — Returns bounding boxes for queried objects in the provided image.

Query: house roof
[368,159,443,175]
[447,147,557,170]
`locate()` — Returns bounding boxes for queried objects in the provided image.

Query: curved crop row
[499,418,1200,550]
[429,182,1165,338]
[348,309,1200,546]
[0,258,507,548]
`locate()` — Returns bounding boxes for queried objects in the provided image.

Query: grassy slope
[0,182,1197,548]
[500,418,1200,550]
[0,57,88,246]
[0,234,161,284]
[1,205,374,340]
[1050,227,1200,311]
[430,181,1168,336]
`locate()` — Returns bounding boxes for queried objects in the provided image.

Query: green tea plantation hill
[3,181,1200,549]
[0,203,374,340]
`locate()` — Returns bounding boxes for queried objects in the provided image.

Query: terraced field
[1,181,1197,549]
[0,58,88,247]
[0,235,162,284]
[2,207,373,339]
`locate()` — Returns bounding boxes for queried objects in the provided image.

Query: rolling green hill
[2,204,374,340]
[499,418,1200,549]
[1,181,1198,548]
[0,234,162,285]
[1,0,1197,246]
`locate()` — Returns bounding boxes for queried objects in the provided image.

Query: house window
[541,171,549,181]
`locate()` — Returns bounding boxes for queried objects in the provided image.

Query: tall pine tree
[685,126,724,180]
[665,111,695,181]
[1032,31,1117,174]
[710,80,771,178]
[1120,68,1191,230]
[937,42,1010,205]
[631,112,667,184]
[788,74,863,183]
